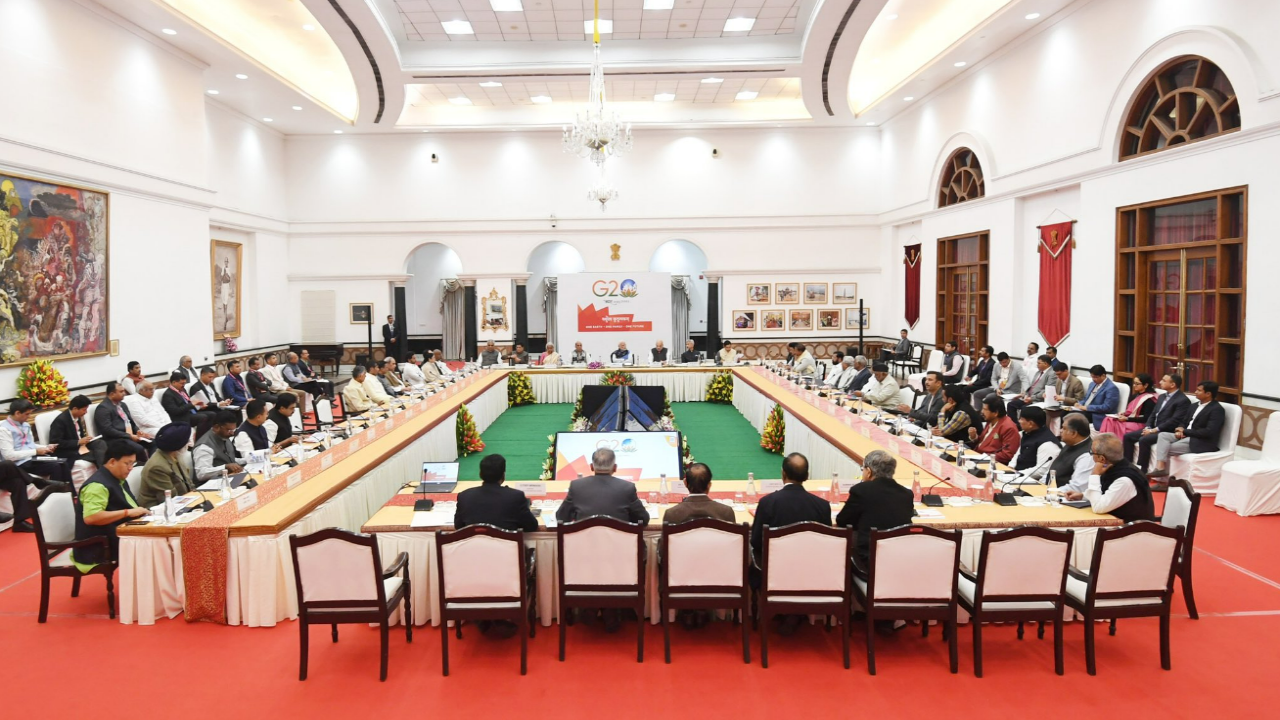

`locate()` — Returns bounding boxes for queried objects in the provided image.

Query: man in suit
[680,339,699,363]
[898,371,945,426]
[1006,354,1054,422]
[839,356,872,393]
[190,367,233,412]
[382,315,398,359]
[1150,381,1226,479]
[836,450,915,569]
[750,452,831,635]
[973,352,1027,406]
[880,329,912,363]
[455,454,539,532]
[48,394,105,472]
[662,463,735,524]
[296,350,335,398]
[555,448,649,524]
[283,352,332,400]
[650,340,669,364]
[244,356,278,404]
[161,372,215,438]
[480,340,502,367]
[220,359,251,410]
[0,461,66,532]
[1051,362,1085,405]
[939,341,964,384]
[174,355,201,386]
[965,345,996,390]
[1124,373,1192,469]
[1072,364,1121,430]
[95,381,152,458]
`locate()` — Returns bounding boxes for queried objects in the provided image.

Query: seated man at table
[555,448,649,525]
[899,371,945,427]
[193,410,247,481]
[822,353,848,388]
[680,339,699,363]
[261,353,292,396]
[750,453,831,635]
[509,344,530,365]
[283,352,330,401]
[939,341,964,384]
[880,329,912,364]
[137,423,197,508]
[1062,433,1154,522]
[1149,380,1226,480]
[932,385,982,444]
[1011,406,1060,478]
[455,454,539,532]
[1070,364,1120,430]
[719,340,740,366]
[662,462,734,525]
[297,350,336,399]
[610,342,633,364]
[538,343,561,366]
[401,354,428,389]
[964,345,996,390]
[48,395,104,480]
[568,342,591,365]
[121,361,145,395]
[1123,373,1191,471]
[1,400,71,487]
[235,399,292,457]
[244,356,278,404]
[427,350,453,379]
[1006,354,1054,422]
[839,356,872,394]
[363,363,395,406]
[161,372,216,437]
[265,392,300,446]
[969,396,1020,465]
[1049,413,1093,494]
[836,450,915,571]
[853,363,900,411]
[380,358,407,396]
[784,342,798,366]
[972,352,1027,407]
[1052,362,1085,406]
[95,381,154,459]
[220,359,251,410]
[480,341,502,367]
[72,441,148,574]
[342,366,377,414]
[650,340,668,364]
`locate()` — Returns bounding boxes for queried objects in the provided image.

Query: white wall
[205,105,287,221]
[404,242,464,337]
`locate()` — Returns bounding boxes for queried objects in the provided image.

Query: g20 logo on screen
[592,279,639,298]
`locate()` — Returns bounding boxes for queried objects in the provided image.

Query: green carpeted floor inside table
[457,401,779,481]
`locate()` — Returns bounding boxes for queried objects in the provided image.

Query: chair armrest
[45,536,109,553]
[382,551,409,579]
[959,566,977,583]
[1067,566,1091,583]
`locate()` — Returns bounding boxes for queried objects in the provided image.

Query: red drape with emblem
[1037,221,1074,346]
[904,244,921,329]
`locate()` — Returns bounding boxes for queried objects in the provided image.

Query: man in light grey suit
[1006,354,1054,422]
[555,448,650,525]
[973,352,1028,406]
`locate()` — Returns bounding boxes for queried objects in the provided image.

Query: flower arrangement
[601,370,635,386]
[705,370,734,404]
[456,403,485,456]
[539,433,557,481]
[507,371,536,407]
[223,338,239,353]
[16,360,70,409]
[587,361,603,370]
[761,403,785,454]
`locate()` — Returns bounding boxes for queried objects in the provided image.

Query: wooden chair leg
[1084,613,1097,676]
[1017,621,1025,640]
[1181,561,1199,620]
[379,620,390,682]
[403,585,413,643]
[331,624,339,642]
[38,574,51,624]
[865,613,876,675]
[105,571,115,620]
[1037,621,1046,639]
[760,609,770,669]
[1109,618,1117,636]
[922,620,929,637]
[1054,615,1064,676]
[972,619,984,678]
[661,600,672,664]
[841,612,850,670]
[741,602,751,664]
[558,607,567,662]
[520,613,529,676]
[1160,611,1172,670]
[947,619,958,674]
[71,575,81,598]
[441,614,450,677]
[636,604,645,663]
[298,619,309,681]
[455,619,463,639]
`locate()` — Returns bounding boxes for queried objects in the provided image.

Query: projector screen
[554,431,683,482]
[555,272,672,361]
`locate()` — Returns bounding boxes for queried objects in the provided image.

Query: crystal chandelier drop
[586,169,618,211]
[562,5,632,168]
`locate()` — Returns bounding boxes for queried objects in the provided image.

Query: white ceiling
[406,77,800,105]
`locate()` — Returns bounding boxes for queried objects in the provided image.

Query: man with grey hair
[1063,433,1154,522]
[823,354,852,388]
[555,447,649,525]
[839,355,872,393]
[837,450,916,568]
[122,381,171,438]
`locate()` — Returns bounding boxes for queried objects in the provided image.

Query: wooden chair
[435,524,536,676]
[957,526,1074,677]
[1158,478,1201,619]
[758,522,855,669]
[556,516,647,662]
[31,492,115,622]
[1064,521,1183,675]
[288,528,411,681]
[658,518,751,664]
[890,343,923,380]
[854,525,962,674]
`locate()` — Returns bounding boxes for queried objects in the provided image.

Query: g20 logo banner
[558,272,672,347]
[592,278,639,298]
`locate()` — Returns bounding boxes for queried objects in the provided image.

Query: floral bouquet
[507,371,536,407]
[223,338,239,353]
[16,360,70,409]
[705,370,734,403]
[587,361,603,370]
[456,404,485,456]
[601,370,635,386]
[761,403,785,454]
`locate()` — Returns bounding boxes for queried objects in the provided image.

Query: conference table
[115,363,1120,628]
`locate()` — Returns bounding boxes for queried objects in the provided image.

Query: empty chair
[907,349,944,392]
[31,493,115,623]
[288,528,411,682]
[1216,411,1280,516]
[1064,522,1183,674]
[83,402,100,437]
[854,525,962,675]
[289,408,304,434]
[757,522,855,669]
[1168,402,1243,494]
[658,518,751,664]
[1159,478,1202,619]
[556,516,646,662]
[896,387,918,413]
[957,526,1074,677]
[314,398,334,428]
[435,525,536,676]
[34,411,58,446]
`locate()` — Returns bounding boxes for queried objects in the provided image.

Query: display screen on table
[419,462,460,493]
[554,431,682,483]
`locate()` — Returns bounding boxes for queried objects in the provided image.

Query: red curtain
[904,244,921,328]
[1037,221,1073,346]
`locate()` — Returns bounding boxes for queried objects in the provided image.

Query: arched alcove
[404,242,463,337]
[526,241,586,336]
[649,239,709,335]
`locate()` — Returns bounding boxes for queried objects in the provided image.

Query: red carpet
[3,501,1279,719]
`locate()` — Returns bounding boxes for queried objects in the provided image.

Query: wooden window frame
[1119,55,1241,161]
[936,232,990,356]
[937,148,986,208]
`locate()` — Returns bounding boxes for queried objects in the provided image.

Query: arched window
[1120,55,1240,161]
[937,148,985,208]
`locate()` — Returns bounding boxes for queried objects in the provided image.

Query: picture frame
[845,307,871,331]
[746,283,771,305]
[789,309,813,331]
[349,303,373,324]
[732,309,756,331]
[0,172,110,367]
[211,240,243,340]
[818,309,841,330]
[762,310,785,330]
[832,282,858,304]
[482,286,509,332]
[775,282,799,304]
[804,282,828,304]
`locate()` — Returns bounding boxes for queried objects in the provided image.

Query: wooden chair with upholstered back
[658,518,751,664]
[31,492,115,622]
[758,522,855,669]
[556,515,647,663]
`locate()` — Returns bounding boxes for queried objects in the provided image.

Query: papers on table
[914,508,945,519]
[410,510,456,528]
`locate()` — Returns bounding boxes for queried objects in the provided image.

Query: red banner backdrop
[1037,221,1074,346]
[904,244,922,328]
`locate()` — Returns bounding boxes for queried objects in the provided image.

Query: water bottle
[989,456,997,478]
[659,474,669,504]
[163,489,173,525]
[982,476,995,502]
[829,473,840,503]
[1047,469,1057,489]
[912,472,922,502]
[219,467,231,503]
[746,472,757,502]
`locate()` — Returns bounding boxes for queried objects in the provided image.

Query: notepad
[410,510,456,528]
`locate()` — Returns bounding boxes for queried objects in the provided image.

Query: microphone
[920,476,950,507]
[994,453,1055,505]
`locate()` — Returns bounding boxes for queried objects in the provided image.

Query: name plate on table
[236,490,259,512]
[859,426,871,439]
[512,482,546,497]
[910,449,923,466]
[837,479,858,493]
[321,455,334,470]
[286,471,303,490]
[669,480,689,495]
[348,438,361,452]
[929,459,943,475]
[759,479,784,494]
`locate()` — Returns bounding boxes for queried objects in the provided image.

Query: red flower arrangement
[456,403,485,456]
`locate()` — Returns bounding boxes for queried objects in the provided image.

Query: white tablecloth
[527,370,712,404]
[733,375,774,433]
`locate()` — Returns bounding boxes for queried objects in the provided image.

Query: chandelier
[562,5,632,169]
[587,170,618,211]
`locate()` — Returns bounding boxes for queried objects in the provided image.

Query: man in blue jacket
[1072,364,1120,430]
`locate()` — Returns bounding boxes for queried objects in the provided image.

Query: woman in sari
[1099,373,1156,437]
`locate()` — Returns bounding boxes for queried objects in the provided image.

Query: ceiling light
[643,0,675,8]
[479,81,503,88]
[490,0,523,10]
[206,89,219,95]
[735,90,758,100]
[583,19,613,34]
[866,121,876,126]
[953,61,967,67]
[292,105,303,110]
[449,96,472,105]
[235,73,248,79]
[1025,13,1041,20]
[903,96,914,101]
[161,28,177,35]
[701,77,723,84]
[886,14,898,20]
[262,117,273,122]
[303,24,315,31]
[333,130,343,134]
[531,95,552,103]
[654,93,675,102]
[442,20,475,35]
[723,17,755,32]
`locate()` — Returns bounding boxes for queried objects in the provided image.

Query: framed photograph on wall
[211,240,242,340]
[732,309,756,330]
[832,282,858,304]
[762,310,785,330]
[804,282,828,304]
[789,309,813,330]
[0,172,109,367]
[746,283,771,305]
[845,307,871,331]
[775,282,799,304]
[818,309,841,330]
[349,303,373,324]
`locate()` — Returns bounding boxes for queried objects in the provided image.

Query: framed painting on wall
[775,283,799,304]
[804,282,828,304]
[789,310,813,331]
[845,307,871,331]
[832,282,858,304]
[762,310,785,330]
[349,303,373,324]
[0,173,109,367]
[818,310,841,330]
[211,240,242,340]
[747,283,771,305]
[732,309,756,330]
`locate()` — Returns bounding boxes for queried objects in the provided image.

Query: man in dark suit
[162,372,217,437]
[555,448,649,524]
[1123,373,1192,471]
[382,315,398,359]
[48,395,105,469]
[1150,380,1227,478]
[662,462,735,525]
[190,367,233,412]
[244,356,278,404]
[965,345,996,391]
[94,382,152,458]
[455,454,538,532]
[896,371,945,426]
[750,452,832,635]
[838,356,872,393]
[220,359,251,409]
[836,450,916,568]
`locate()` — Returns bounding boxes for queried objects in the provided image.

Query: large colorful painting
[211,240,242,340]
[0,174,109,367]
